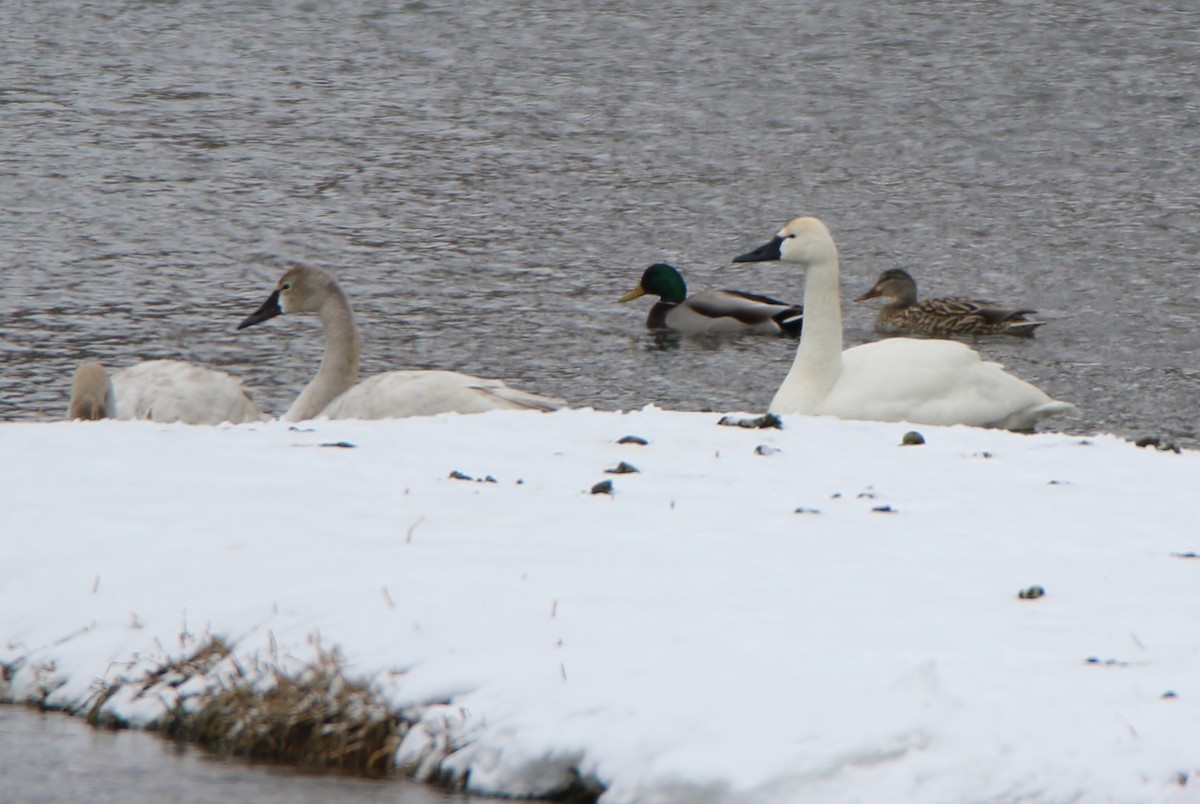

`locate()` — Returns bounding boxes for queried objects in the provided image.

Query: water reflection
[0,706,472,804]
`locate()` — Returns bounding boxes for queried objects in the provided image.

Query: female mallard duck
[620,263,803,335]
[733,218,1073,431]
[238,265,566,420]
[855,268,1045,338]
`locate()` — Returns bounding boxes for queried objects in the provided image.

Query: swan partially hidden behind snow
[68,360,266,424]
[237,265,566,421]
[733,217,1074,431]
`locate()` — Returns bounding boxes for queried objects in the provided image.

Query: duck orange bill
[854,287,882,302]
[732,235,784,263]
[238,289,282,330]
[619,284,647,303]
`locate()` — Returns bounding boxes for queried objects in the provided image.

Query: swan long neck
[285,283,361,421]
[781,249,844,410]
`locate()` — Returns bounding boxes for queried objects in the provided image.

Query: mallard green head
[620,263,688,305]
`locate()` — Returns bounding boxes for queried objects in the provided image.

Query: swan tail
[992,399,1076,432]
[473,384,568,412]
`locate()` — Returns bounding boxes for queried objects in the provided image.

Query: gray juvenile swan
[733,217,1074,431]
[67,360,265,424]
[237,265,567,421]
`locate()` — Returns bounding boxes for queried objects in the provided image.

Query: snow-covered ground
[2,408,1198,803]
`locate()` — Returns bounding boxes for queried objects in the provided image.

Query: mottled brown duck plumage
[855,269,1044,338]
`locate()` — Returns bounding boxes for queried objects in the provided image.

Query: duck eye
[785,233,797,239]
[281,282,292,291]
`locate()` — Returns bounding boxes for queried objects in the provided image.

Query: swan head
[855,268,917,303]
[238,265,339,329]
[620,263,688,304]
[733,217,836,267]
[68,362,116,420]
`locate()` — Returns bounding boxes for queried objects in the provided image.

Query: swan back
[322,370,566,419]
[68,360,264,424]
[825,339,1071,430]
[111,360,266,424]
[68,362,117,420]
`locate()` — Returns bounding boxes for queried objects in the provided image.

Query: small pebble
[1018,585,1045,600]
[871,504,895,513]
[617,435,649,445]
[1162,690,1179,699]
[319,440,357,449]
[900,430,925,446]
[754,444,781,456]
[1135,435,1181,454]
[590,480,614,495]
[794,507,821,515]
[1170,552,1199,559]
[449,470,473,481]
[605,461,640,474]
[717,413,783,429]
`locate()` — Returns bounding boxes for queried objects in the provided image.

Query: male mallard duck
[855,268,1045,338]
[733,218,1072,431]
[619,263,803,335]
[238,265,566,420]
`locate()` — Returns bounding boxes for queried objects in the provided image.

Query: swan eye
[785,233,797,239]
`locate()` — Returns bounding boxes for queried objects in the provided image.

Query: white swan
[237,265,567,421]
[67,360,266,424]
[733,217,1074,431]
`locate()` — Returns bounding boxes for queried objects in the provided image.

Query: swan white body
[733,218,1074,431]
[68,360,265,425]
[238,265,567,421]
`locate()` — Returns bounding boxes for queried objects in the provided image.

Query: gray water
[3,1,1199,446]
[0,706,470,804]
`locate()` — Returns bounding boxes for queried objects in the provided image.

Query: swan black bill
[237,290,282,330]
[733,235,784,263]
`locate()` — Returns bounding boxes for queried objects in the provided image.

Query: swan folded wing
[825,339,1070,429]
[111,360,265,425]
[319,370,565,419]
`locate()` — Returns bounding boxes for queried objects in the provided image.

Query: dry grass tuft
[155,640,408,777]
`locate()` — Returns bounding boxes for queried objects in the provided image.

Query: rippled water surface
[3,0,1199,444]
[0,706,470,803]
